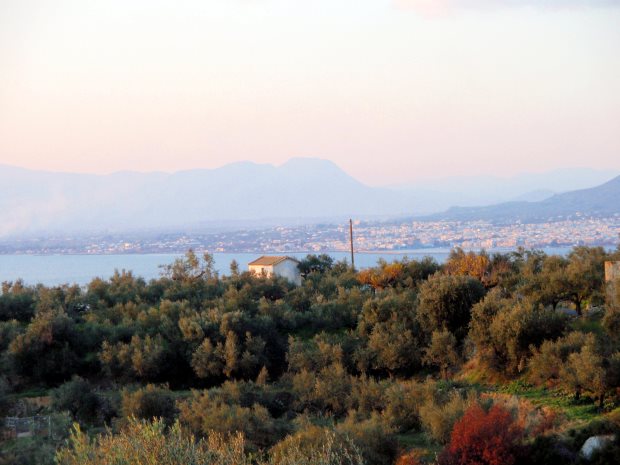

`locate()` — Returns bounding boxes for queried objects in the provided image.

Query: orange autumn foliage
[445,249,490,282]
[357,263,405,290]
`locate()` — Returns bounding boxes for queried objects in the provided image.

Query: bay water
[0,248,573,287]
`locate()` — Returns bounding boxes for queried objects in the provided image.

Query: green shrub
[120,384,176,425]
[51,376,102,425]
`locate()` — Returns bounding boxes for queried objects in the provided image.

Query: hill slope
[426,175,620,223]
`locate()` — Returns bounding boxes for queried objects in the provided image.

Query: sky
[0,0,619,186]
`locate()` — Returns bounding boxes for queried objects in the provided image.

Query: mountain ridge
[0,158,412,236]
[425,175,620,223]
[0,159,618,236]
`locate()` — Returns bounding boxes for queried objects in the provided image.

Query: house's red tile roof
[248,255,299,266]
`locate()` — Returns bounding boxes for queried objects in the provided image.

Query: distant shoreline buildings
[0,217,618,256]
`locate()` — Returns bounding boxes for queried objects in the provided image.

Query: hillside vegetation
[1,247,620,464]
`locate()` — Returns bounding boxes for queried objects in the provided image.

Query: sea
[0,247,576,287]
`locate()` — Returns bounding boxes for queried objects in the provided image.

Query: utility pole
[349,219,355,271]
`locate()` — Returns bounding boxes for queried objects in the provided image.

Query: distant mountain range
[0,159,416,236]
[0,159,618,237]
[391,168,618,202]
[424,174,620,223]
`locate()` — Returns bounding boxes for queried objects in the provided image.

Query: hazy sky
[1,0,619,186]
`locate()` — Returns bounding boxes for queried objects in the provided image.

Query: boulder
[580,435,615,460]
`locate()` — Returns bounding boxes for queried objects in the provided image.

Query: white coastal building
[248,256,302,286]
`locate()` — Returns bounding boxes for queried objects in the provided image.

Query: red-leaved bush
[439,403,523,465]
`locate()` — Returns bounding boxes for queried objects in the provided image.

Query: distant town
[1,216,618,255]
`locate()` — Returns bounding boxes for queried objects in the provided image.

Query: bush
[290,363,353,416]
[347,375,387,417]
[423,329,460,379]
[287,334,346,373]
[417,274,485,343]
[56,418,251,465]
[356,291,424,376]
[178,389,287,449]
[479,298,567,374]
[419,389,477,444]
[121,384,176,425]
[381,380,432,433]
[215,379,293,418]
[0,281,36,322]
[337,412,398,465]
[269,426,365,465]
[99,334,168,382]
[51,376,102,425]
[8,310,79,384]
[0,437,57,465]
[528,332,592,387]
[0,319,23,352]
[439,403,523,465]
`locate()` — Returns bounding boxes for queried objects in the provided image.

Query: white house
[248,256,302,285]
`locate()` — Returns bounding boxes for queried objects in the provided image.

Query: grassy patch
[500,381,602,424]
[570,311,604,336]
[396,431,442,463]
[11,387,49,399]
[169,389,193,400]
